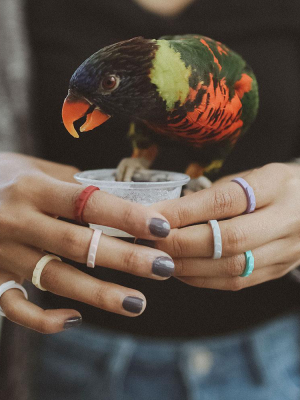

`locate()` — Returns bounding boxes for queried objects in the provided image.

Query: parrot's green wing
[129,34,259,179]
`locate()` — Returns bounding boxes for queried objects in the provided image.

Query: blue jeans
[33,313,300,400]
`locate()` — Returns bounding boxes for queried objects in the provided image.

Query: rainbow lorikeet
[62,35,259,184]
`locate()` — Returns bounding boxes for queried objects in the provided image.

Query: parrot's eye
[101,75,120,92]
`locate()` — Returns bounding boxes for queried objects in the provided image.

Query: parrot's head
[62,37,171,138]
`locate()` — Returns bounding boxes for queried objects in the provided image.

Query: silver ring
[208,220,222,259]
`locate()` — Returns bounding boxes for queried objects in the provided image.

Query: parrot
[62,35,259,186]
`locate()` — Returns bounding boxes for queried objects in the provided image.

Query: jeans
[33,313,300,400]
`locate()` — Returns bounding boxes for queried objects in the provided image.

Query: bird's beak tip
[62,94,110,137]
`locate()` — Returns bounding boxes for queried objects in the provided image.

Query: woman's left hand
[147,163,300,290]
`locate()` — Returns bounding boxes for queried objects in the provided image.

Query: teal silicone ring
[240,250,254,277]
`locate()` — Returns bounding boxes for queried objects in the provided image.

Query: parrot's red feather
[148,73,250,147]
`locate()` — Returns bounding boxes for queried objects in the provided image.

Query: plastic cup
[74,169,190,237]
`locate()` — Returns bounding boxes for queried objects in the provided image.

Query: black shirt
[25,0,300,337]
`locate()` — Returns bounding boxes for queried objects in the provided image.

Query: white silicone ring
[32,254,62,291]
[208,220,222,259]
[0,280,28,317]
[87,229,102,268]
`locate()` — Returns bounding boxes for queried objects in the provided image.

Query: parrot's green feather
[150,40,192,110]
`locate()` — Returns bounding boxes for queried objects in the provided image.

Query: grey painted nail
[63,316,82,330]
[122,296,144,314]
[149,218,170,238]
[152,256,174,277]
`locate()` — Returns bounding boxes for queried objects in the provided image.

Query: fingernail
[63,316,82,330]
[134,238,155,248]
[122,296,144,314]
[149,218,170,238]
[152,256,174,277]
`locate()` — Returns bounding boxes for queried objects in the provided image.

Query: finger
[0,244,147,317]
[177,261,292,291]
[31,175,170,239]
[0,288,82,334]
[0,270,23,285]
[155,205,291,258]
[13,213,174,280]
[173,237,299,277]
[151,164,286,228]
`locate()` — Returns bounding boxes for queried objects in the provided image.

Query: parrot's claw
[116,157,151,182]
[184,176,212,195]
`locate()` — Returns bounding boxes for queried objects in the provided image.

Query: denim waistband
[39,313,300,400]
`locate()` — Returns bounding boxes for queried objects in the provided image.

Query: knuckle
[93,285,109,309]
[273,266,286,279]
[8,174,38,200]
[174,257,188,276]
[121,248,141,273]
[173,204,192,227]
[3,302,19,322]
[223,226,247,255]
[213,188,235,216]
[170,231,186,257]
[36,318,53,334]
[71,186,84,212]
[263,162,286,175]
[226,277,245,291]
[61,228,86,261]
[122,205,137,230]
[160,203,191,228]
[225,255,245,277]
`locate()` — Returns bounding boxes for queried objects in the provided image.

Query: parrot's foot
[116,157,151,181]
[184,176,212,195]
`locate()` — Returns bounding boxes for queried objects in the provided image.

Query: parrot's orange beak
[62,94,110,138]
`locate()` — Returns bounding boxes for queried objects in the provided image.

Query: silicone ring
[208,220,222,259]
[74,185,100,224]
[240,250,255,277]
[231,177,256,214]
[0,280,28,317]
[32,254,62,291]
[87,229,103,268]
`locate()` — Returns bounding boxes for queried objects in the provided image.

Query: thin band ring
[240,250,255,277]
[74,185,100,224]
[231,177,256,214]
[0,281,28,317]
[87,229,103,268]
[208,220,222,259]
[32,254,62,291]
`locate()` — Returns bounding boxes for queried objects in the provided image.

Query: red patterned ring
[74,185,100,224]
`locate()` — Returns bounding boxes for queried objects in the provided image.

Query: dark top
[25,0,300,338]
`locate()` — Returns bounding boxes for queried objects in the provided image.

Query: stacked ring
[74,185,100,224]
[231,177,256,214]
[87,229,103,268]
[0,281,28,317]
[32,254,62,291]
[208,220,222,259]
[240,250,255,277]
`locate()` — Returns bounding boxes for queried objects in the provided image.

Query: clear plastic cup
[74,169,190,237]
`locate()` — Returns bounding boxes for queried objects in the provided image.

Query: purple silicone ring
[231,177,256,213]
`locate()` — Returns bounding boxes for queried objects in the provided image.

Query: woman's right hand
[0,153,173,333]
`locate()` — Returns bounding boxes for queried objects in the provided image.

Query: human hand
[0,153,173,333]
[146,163,300,290]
